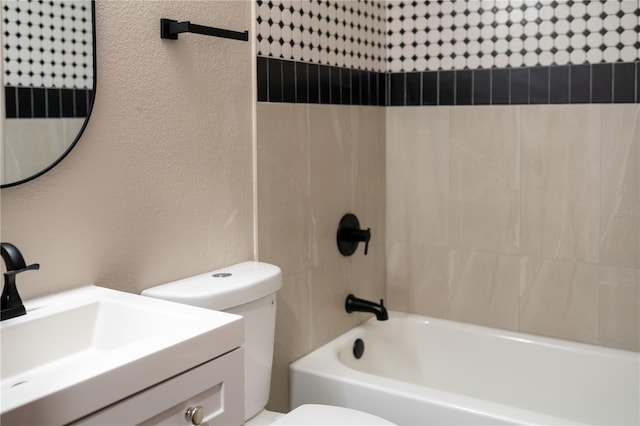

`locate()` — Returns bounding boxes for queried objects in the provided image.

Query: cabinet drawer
[74,348,243,426]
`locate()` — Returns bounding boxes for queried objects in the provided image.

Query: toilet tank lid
[141,262,282,311]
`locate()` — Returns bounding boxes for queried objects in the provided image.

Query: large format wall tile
[309,104,355,267]
[449,106,520,254]
[258,103,385,411]
[520,106,601,264]
[520,257,599,344]
[352,107,387,301]
[600,105,640,269]
[386,104,639,351]
[257,103,312,276]
[448,249,520,331]
[270,271,312,411]
[386,107,449,248]
[386,242,450,318]
[598,266,640,351]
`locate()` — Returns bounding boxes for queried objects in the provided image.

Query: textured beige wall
[386,104,640,352]
[1,0,254,299]
[257,103,386,412]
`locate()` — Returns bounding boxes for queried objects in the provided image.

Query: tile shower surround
[256,0,639,105]
[258,56,639,105]
[257,1,639,73]
[385,104,640,351]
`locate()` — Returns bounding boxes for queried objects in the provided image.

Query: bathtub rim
[290,311,639,426]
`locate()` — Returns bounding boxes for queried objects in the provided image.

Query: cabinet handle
[185,406,204,425]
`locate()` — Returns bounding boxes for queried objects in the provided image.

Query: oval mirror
[2,0,96,188]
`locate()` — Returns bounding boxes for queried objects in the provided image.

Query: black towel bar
[160,18,248,42]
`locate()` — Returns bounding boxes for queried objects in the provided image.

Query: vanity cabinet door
[73,348,243,426]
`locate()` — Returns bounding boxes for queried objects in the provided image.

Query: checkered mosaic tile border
[2,0,94,89]
[256,0,639,73]
[256,0,387,71]
[387,0,640,72]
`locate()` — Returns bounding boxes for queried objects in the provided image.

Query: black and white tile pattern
[256,0,387,71]
[2,0,94,89]
[386,0,640,72]
[256,0,639,73]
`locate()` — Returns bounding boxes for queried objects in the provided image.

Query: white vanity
[0,285,244,425]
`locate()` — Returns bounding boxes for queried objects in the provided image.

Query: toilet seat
[271,404,395,425]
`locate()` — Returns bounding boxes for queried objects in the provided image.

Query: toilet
[142,262,394,425]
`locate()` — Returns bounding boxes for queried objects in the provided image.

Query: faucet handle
[1,243,37,321]
[363,229,371,255]
[4,263,40,276]
[337,214,372,256]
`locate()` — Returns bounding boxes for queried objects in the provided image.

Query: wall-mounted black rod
[160,18,248,42]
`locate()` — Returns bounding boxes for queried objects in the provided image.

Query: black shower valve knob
[337,214,371,256]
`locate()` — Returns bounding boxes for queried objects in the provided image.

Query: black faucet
[345,294,388,321]
[1,243,39,321]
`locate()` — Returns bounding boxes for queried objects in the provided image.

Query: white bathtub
[290,312,640,425]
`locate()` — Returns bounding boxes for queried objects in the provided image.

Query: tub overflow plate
[353,338,365,359]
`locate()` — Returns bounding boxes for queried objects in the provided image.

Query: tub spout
[345,294,388,321]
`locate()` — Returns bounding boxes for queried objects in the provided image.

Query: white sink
[1,285,243,425]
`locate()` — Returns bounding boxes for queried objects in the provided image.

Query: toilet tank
[142,262,282,421]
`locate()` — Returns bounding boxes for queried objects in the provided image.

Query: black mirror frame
[1,0,97,189]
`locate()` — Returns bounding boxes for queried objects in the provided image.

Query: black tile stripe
[455,70,472,106]
[530,67,549,104]
[18,87,32,118]
[33,88,47,118]
[74,89,88,117]
[360,70,370,105]
[614,62,635,103]
[636,62,640,103]
[351,70,361,106]
[439,71,455,105]
[389,73,405,106]
[473,69,491,105]
[330,67,341,104]
[341,68,351,105]
[4,86,92,119]
[257,56,268,102]
[550,66,570,104]
[492,69,510,105]
[592,63,613,104]
[422,71,438,105]
[319,65,331,104]
[282,60,296,103]
[267,58,283,103]
[47,88,61,117]
[367,72,377,106]
[510,68,529,104]
[377,72,386,106]
[5,87,17,118]
[296,62,308,104]
[406,72,421,106]
[258,58,638,106]
[308,64,319,104]
[61,88,75,117]
[570,64,591,104]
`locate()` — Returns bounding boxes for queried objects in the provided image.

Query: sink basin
[1,285,243,425]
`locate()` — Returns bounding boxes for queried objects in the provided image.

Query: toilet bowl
[142,262,394,425]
